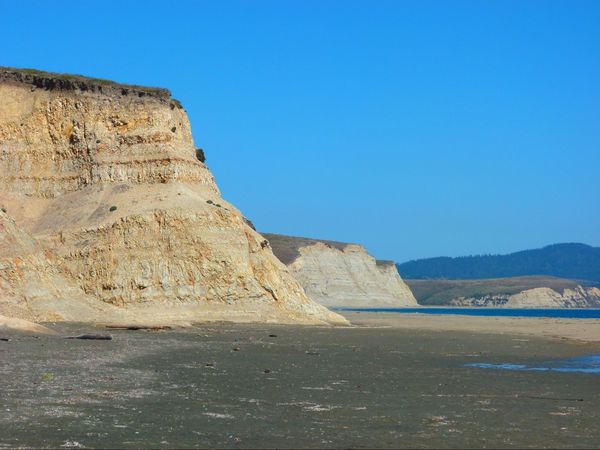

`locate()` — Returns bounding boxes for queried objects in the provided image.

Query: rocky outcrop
[448,286,600,308]
[448,295,510,307]
[263,233,417,308]
[504,286,600,308]
[0,67,346,326]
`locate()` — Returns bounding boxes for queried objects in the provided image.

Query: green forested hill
[397,243,600,283]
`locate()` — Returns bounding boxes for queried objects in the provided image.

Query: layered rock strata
[262,233,417,308]
[505,286,600,308]
[0,210,112,322]
[0,67,346,325]
[448,286,600,308]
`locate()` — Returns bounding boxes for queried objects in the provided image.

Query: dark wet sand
[1,321,600,449]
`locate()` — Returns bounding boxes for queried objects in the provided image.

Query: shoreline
[5,308,600,346]
[336,306,600,309]
[341,311,600,344]
[3,318,600,448]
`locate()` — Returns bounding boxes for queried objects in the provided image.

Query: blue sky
[2,0,599,261]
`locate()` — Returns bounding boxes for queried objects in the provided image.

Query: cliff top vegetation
[0,66,172,101]
[262,233,352,265]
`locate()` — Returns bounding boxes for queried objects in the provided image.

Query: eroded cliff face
[0,210,113,322]
[0,68,346,325]
[504,287,600,308]
[263,233,417,308]
[449,286,600,308]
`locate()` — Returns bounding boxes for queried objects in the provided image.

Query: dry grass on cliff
[0,66,171,99]
[262,233,351,265]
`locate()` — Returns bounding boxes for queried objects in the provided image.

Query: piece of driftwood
[104,325,172,331]
[65,334,113,340]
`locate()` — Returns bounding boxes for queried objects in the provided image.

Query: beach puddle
[466,354,600,374]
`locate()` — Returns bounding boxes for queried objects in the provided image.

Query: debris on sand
[66,334,113,340]
[103,325,172,331]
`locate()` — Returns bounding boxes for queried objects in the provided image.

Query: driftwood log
[65,334,113,340]
[104,325,172,331]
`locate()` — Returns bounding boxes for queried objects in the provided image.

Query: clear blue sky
[2,0,599,262]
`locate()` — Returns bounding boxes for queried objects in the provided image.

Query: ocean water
[466,354,600,374]
[335,307,600,319]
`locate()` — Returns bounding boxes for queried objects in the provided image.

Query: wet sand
[1,321,600,448]
[342,311,600,343]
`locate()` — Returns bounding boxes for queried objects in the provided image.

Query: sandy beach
[341,311,600,344]
[2,321,600,448]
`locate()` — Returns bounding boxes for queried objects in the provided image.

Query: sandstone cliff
[262,233,417,308]
[0,67,346,325]
[504,286,600,308]
[0,210,114,321]
[448,286,600,308]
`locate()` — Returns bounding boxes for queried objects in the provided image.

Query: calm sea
[335,307,600,319]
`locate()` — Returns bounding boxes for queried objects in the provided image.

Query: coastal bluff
[504,286,600,308]
[447,286,600,308]
[0,67,346,326]
[262,233,417,308]
[407,277,600,308]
